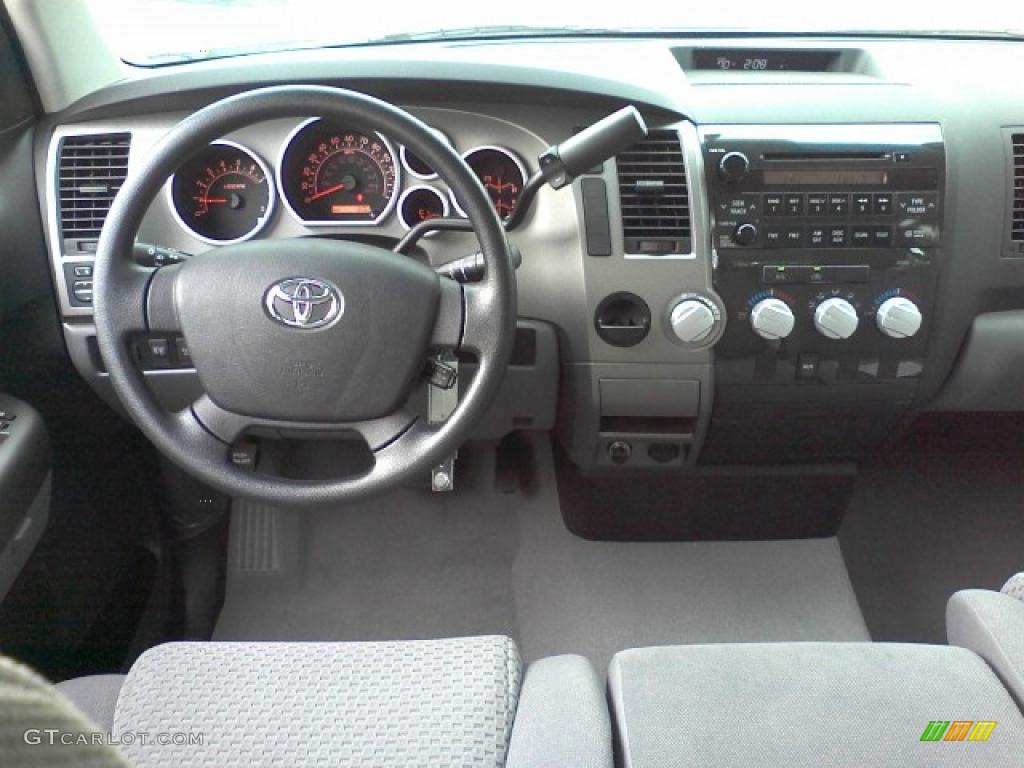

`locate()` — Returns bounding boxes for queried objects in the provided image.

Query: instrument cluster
[166,118,527,244]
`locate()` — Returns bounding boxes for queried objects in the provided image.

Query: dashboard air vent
[617,129,691,254]
[57,133,131,242]
[1012,133,1024,242]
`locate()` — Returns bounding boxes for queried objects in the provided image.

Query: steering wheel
[93,86,517,506]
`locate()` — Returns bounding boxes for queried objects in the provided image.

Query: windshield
[86,0,1023,66]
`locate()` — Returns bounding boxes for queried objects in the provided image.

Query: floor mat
[841,439,1024,645]
[214,436,869,669]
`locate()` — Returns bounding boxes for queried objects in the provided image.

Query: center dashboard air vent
[1011,133,1024,245]
[57,133,131,246]
[617,129,691,255]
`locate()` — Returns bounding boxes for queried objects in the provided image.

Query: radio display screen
[763,169,889,186]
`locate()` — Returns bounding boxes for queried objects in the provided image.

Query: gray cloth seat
[53,636,612,768]
[609,642,1024,768]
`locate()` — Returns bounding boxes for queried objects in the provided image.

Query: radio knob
[875,296,923,339]
[750,297,795,340]
[670,297,718,344]
[718,151,750,182]
[813,297,859,340]
[733,222,759,246]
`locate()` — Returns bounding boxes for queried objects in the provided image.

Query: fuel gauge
[399,185,449,234]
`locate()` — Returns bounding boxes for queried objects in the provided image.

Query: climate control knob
[750,297,795,340]
[813,297,859,340]
[670,297,718,344]
[718,151,750,182]
[875,296,923,339]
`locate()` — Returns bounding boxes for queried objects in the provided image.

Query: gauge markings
[170,141,274,243]
[280,120,399,224]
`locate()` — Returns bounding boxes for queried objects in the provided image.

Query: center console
[699,124,945,463]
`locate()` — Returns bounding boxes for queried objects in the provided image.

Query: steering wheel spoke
[348,408,421,453]
[459,282,501,354]
[145,262,183,333]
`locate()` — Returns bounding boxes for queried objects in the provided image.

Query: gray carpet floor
[841,449,1024,645]
[214,436,870,670]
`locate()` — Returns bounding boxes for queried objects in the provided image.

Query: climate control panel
[701,123,943,393]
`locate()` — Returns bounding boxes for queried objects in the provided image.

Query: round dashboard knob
[718,151,750,182]
[733,222,758,246]
[813,297,859,340]
[670,298,717,344]
[875,296,922,339]
[750,297,795,340]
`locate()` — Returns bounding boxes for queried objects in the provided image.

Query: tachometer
[452,146,526,223]
[279,119,399,225]
[169,141,274,244]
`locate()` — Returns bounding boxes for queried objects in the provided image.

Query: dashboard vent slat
[57,133,131,241]
[617,129,691,254]
[1012,134,1024,242]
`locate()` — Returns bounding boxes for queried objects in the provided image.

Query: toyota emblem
[264,278,344,329]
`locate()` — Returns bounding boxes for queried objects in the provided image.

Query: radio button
[828,226,848,247]
[895,224,940,246]
[873,194,893,215]
[852,194,872,215]
[764,194,784,216]
[718,194,760,217]
[784,194,804,216]
[850,226,873,247]
[808,226,827,247]
[897,192,938,218]
[807,193,828,215]
[764,226,786,247]
[828,194,850,215]
[784,227,803,246]
[872,226,893,247]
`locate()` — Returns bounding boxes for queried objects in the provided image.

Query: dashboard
[34,36,1024,470]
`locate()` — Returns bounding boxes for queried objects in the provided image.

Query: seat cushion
[113,637,521,768]
[56,673,125,733]
[1,657,128,767]
[609,643,1024,768]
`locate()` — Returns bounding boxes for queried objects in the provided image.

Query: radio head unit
[701,124,945,254]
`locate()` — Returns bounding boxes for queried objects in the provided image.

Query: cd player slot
[761,151,890,162]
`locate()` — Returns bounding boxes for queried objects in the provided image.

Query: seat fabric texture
[108,637,521,768]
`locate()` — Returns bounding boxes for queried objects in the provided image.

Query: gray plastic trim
[0,473,50,603]
[928,311,1024,411]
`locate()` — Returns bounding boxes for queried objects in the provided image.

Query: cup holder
[595,292,651,347]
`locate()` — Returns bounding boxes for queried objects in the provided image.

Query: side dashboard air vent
[57,133,131,242]
[1012,133,1024,243]
[617,129,691,255]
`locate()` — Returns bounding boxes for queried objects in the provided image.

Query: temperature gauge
[169,141,274,244]
[452,146,526,224]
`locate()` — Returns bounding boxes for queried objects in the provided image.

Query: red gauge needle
[304,183,346,204]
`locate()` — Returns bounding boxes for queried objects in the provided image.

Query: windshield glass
[86,0,1022,66]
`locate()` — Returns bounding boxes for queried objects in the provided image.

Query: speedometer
[279,119,399,225]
